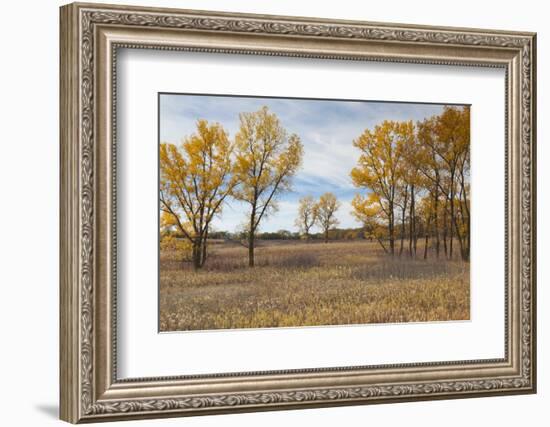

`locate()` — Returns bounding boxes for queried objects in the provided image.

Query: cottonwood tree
[159,120,237,270]
[294,196,318,240]
[316,192,340,243]
[416,107,470,260]
[416,196,434,260]
[437,106,470,261]
[401,127,424,257]
[350,109,470,260]
[350,120,409,255]
[393,124,416,257]
[416,116,443,258]
[233,106,303,267]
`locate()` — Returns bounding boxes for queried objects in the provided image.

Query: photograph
[158,94,471,332]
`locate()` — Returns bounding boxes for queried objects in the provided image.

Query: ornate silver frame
[60,2,536,423]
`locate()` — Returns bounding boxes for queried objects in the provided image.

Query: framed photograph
[60,2,537,423]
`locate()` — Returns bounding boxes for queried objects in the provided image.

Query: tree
[351,120,410,255]
[396,183,409,256]
[416,107,470,261]
[316,192,340,243]
[351,193,389,253]
[350,108,469,261]
[233,106,303,266]
[401,128,424,257]
[416,196,434,260]
[159,120,237,270]
[440,106,470,261]
[294,196,318,240]
[416,116,448,258]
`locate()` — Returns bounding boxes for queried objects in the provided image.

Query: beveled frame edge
[59,2,536,423]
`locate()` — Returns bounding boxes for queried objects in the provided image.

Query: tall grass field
[159,240,469,332]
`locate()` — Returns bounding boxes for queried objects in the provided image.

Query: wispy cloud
[160,93,452,232]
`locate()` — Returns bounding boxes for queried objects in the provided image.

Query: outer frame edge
[60,2,537,423]
[60,3,81,424]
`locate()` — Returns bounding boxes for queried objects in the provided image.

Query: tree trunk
[458,178,470,262]
[192,240,202,271]
[454,187,466,261]
[403,189,408,256]
[461,174,471,262]
[466,221,470,261]
[200,230,208,268]
[248,231,255,267]
[443,201,448,258]
[376,236,389,254]
[399,188,407,256]
[409,184,415,257]
[451,212,468,262]
[422,215,431,260]
[434,187,440,258]
[324,228,329,243]
[452,216,465,261]
[248,207,256,267]
[465,211,470,261]
[388,201,395,255]
[424,233,429,259]
[449,200,454,260]
[408,228,413,255]
[413,224,418,255]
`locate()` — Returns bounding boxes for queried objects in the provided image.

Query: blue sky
[159,93,449,233]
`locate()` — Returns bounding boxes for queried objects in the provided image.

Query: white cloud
[300,128,360,188]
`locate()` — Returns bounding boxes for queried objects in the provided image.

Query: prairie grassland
[159,240,470,332]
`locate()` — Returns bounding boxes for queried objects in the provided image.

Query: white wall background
[0,0,545,426]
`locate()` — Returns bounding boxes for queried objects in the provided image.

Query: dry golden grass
[159,240,469,331]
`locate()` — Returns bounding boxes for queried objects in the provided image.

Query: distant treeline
[170,227,369,242]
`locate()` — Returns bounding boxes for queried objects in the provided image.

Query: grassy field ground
[159,239,470,332]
